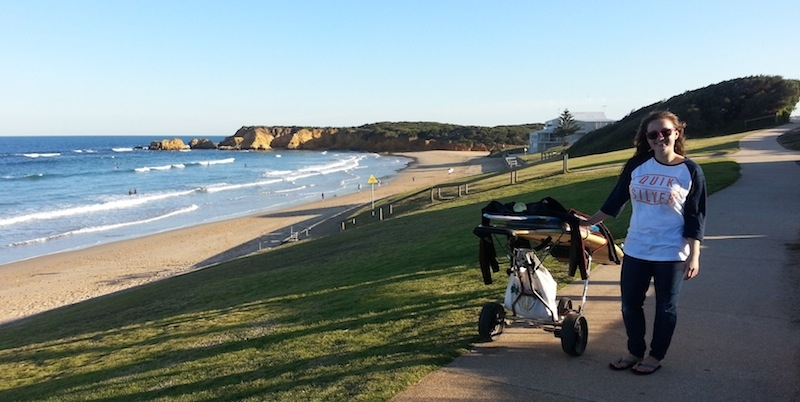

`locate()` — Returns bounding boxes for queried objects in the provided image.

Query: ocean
[0,136,412,265]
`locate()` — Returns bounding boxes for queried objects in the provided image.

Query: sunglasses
[645,128,675,140]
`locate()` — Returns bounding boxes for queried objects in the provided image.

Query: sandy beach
[0,151,505,324]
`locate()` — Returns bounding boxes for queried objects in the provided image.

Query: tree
[553,109,581,140]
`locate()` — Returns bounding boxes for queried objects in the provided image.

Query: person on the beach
[581,110,707,375]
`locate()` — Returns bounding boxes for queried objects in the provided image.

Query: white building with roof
[529,112,615,153]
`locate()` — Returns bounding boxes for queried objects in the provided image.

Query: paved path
[393,123,800,401]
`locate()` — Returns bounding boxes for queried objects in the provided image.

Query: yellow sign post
[367,175,378,211]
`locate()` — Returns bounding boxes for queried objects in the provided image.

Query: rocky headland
[146,122,539,152]
[215,126,488,152]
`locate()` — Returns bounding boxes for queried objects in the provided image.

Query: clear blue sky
[1,0,797,135]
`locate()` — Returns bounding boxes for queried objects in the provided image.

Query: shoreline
[0,150,505,325]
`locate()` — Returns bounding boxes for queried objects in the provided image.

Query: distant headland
[149,122,541,153]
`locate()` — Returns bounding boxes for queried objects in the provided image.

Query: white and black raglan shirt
[600,153,707,262]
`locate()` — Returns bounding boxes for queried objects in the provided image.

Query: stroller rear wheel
[560,312,588,356]
[478,302,505,341]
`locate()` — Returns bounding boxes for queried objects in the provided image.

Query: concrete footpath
[393,123,800,401]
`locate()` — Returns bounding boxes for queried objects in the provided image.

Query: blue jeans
[620,255,684,361]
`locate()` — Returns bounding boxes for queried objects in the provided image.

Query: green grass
[777,126,800,150]
[0,135,743,401]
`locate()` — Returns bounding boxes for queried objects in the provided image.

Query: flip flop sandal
[609,357,639,371]
[631,362,662,375]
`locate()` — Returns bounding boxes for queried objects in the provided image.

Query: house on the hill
[529,112,615,153]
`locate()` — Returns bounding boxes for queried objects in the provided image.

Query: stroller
[473,197,622,356]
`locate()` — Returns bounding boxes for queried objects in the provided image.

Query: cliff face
[218,126,491,152]
[218,127,338,150]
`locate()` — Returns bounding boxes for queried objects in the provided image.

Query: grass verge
[777,126,800,151]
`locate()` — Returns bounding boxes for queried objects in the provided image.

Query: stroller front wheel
[560,312,588,356]
[478,302,505,341]
[557,297,573,318]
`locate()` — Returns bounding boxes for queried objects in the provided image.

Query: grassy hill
[0,133,745,401]
[353,121,542,150]
[567,75,800,157]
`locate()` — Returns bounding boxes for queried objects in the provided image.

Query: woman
[582,110,706,375]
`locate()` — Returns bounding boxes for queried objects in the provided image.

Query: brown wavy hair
[633,110,687,157]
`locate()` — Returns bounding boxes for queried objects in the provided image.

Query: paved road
[393,123,800,401]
